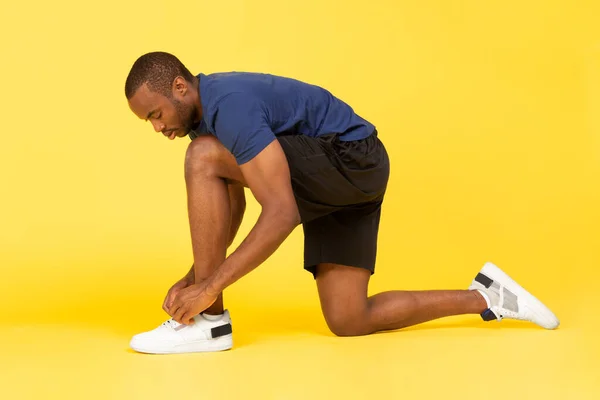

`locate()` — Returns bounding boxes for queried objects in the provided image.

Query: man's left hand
[168,282,218,325]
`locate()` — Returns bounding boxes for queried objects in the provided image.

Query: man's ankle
[471,289,489,312]
[203,298,225,316]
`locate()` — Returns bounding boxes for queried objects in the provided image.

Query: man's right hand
[162,268,195,314]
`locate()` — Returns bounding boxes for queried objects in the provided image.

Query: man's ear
[172,76,188,96]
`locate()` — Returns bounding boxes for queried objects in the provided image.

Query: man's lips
[163,129,178,140]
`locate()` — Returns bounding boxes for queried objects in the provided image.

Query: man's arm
[204,139,301,296]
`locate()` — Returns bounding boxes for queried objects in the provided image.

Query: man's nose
[151,121,165,133]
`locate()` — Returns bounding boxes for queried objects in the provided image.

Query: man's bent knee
[184,136,246,185]
[323,310,373,337]
[185,136,223,177]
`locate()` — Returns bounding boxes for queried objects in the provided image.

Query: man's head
[125,52,200,140]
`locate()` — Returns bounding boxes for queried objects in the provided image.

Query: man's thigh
[303,200,383,277]
[315,262,371,317]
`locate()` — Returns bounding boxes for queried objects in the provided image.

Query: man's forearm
[205,206,299,296]
[184,265,195,281]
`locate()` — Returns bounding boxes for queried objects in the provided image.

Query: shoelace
[161,319,181,329]
[492,307,520,320]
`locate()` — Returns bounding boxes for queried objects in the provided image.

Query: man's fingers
[168,295,181,316]
[173,310,183,324]
[182,311,195,326]
[163,286,181,312]
[169,304,180,320]
[164,300,175,316]
[162,294,173,313]
[166,293,176,309]
[177,304,194,325]
[171,302,185,323]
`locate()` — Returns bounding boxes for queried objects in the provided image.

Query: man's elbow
[267,202,301,230]
[285,206,301,228]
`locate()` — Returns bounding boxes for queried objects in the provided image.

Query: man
[125,52,559,354]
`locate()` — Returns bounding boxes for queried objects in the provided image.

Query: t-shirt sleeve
[213,94,276,165]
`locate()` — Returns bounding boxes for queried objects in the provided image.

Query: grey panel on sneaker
[472,275,519,313]
[503,287,519,313]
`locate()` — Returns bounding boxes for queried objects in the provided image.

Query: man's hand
[162,268,194,314]
[168,281,219,325]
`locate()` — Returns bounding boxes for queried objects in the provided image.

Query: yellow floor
[2,296,598,400]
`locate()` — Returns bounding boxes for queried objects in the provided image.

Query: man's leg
[315,263,487,336]
[185,136,247,315]
[226,183,246,249]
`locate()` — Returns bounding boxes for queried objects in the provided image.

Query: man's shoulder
[201,71,274,93]
[200,72,266,109]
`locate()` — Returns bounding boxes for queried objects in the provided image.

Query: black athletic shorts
[277,130,390,277]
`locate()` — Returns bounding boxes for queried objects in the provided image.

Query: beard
[172,98,195,135]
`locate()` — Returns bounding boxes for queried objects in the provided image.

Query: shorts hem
[304,262,375,279]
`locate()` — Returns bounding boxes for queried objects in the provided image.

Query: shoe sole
[481,262,560,330]
[130,335,233,354]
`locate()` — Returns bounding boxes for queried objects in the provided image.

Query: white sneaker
[130,310,233,354]
[469,262,560,329]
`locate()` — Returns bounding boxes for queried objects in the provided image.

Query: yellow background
[1,0,599,398]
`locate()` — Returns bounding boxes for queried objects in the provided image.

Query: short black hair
[125,51,195,99]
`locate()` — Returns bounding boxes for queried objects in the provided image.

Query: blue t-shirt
[188,72,375,165]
